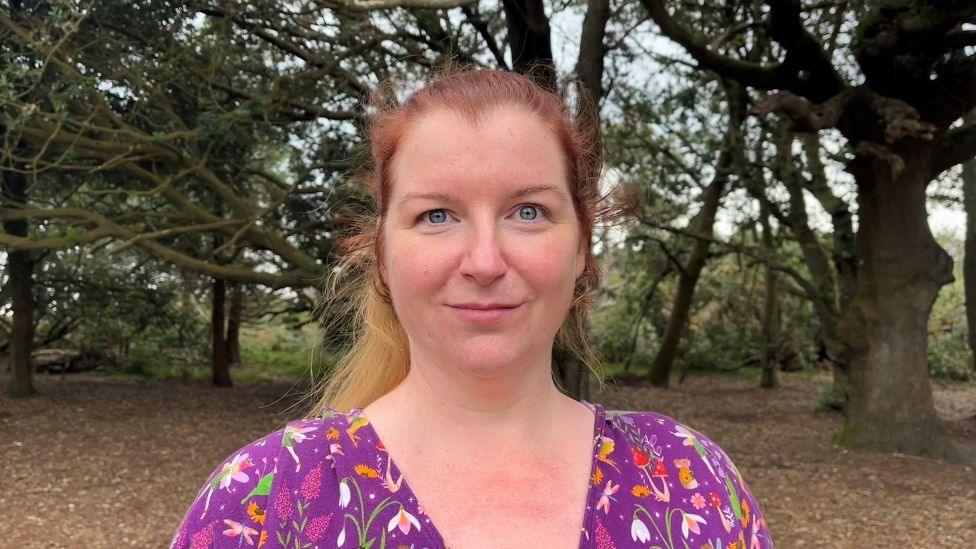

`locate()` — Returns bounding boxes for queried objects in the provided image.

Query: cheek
[385,235,450,297]
[510,233,579,290]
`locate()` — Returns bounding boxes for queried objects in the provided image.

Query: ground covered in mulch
[2,370,974,547]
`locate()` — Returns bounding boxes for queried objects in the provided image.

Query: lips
[448,302,521,310]
[447,302,522,323]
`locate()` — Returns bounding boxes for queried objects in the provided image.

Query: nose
[458,219,508,285]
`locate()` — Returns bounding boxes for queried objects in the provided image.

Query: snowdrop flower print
[679,510,707,539]
[338,479,351,508]
[387,505,421,535]
[631,516,651,543]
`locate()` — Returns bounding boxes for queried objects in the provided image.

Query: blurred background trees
[2,0,976,464]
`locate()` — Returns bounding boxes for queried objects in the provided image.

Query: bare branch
[639,0,789,90]
[321,0,475,11]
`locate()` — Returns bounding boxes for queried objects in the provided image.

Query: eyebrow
[396,184,569,208]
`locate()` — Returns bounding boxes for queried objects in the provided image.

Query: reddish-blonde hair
[307,67,608,415]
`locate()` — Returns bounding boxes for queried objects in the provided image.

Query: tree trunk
[647,151,730,386]
[501,0,557,93]
[225,281,242,368]
[2,167,36,398]
[211,276,232,387]
[801,133,854,407]
[759,200,778,389]
[836,150,964,461]
[962,112,976,374]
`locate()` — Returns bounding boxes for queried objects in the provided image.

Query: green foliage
[928,244,974,382]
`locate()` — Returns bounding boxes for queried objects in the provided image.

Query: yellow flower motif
[257,530,268,548]
[590,467,603,486]
[631,484,651,498]
[246,501,266,525]
[354,464,380,478]
[326,427,340,440]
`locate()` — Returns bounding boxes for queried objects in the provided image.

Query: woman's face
[382,105,586,378]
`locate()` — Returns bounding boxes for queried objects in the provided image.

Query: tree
[642,0,976,461]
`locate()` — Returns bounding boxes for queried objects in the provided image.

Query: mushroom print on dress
[170,402,774,548]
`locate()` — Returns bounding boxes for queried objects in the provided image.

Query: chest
[408,466,591,548]
[393,449,595,549]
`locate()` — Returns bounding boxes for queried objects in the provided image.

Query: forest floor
[1,369,975,548]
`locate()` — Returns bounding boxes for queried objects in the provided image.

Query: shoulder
[169,415,344,549]
[602,408,774,546]
[605,409,734,462]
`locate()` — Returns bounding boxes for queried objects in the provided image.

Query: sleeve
[678,418,775,548]
[169,427,286,549]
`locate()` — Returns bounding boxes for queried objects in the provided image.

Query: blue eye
[518,205,540,221]
[425,209,448,224]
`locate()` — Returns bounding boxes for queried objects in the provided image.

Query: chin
[448,340,529,378]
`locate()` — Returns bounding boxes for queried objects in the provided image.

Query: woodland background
[2,0,976,546]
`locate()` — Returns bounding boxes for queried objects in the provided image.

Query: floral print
[171,402,773,548]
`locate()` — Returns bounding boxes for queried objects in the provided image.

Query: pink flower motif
[273,484,293,521]
[305,513,333,542]
[690,492,706,510]
[189,522,214,549]
[301,464,323,502]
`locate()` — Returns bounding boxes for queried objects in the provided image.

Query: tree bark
[501,0,557,92]
[962,111,976,374]
[799,133,855,407]
[773,126,849,406]
[225,281,242,368]
[835,149,964,461]
[647,150,730,386]
[2,167,36,398]
[575,0,610,106]
[211,275,232,387]
[759,200,778,389]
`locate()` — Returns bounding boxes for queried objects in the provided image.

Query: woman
[170,69,773,548]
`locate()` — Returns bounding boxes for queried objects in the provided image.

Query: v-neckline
[346,400,607,548]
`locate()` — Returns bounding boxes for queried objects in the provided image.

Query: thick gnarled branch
[933,120,976,178]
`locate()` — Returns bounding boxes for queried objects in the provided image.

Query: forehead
[388,106,570,199]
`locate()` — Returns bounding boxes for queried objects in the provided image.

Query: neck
[368,346,580,444]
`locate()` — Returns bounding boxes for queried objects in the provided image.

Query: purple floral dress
[170,401,773,548]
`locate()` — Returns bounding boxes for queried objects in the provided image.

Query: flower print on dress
[678,510,707,539]
[387,505,421,535]
[336,474,405,548]
[630,516,651,543]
